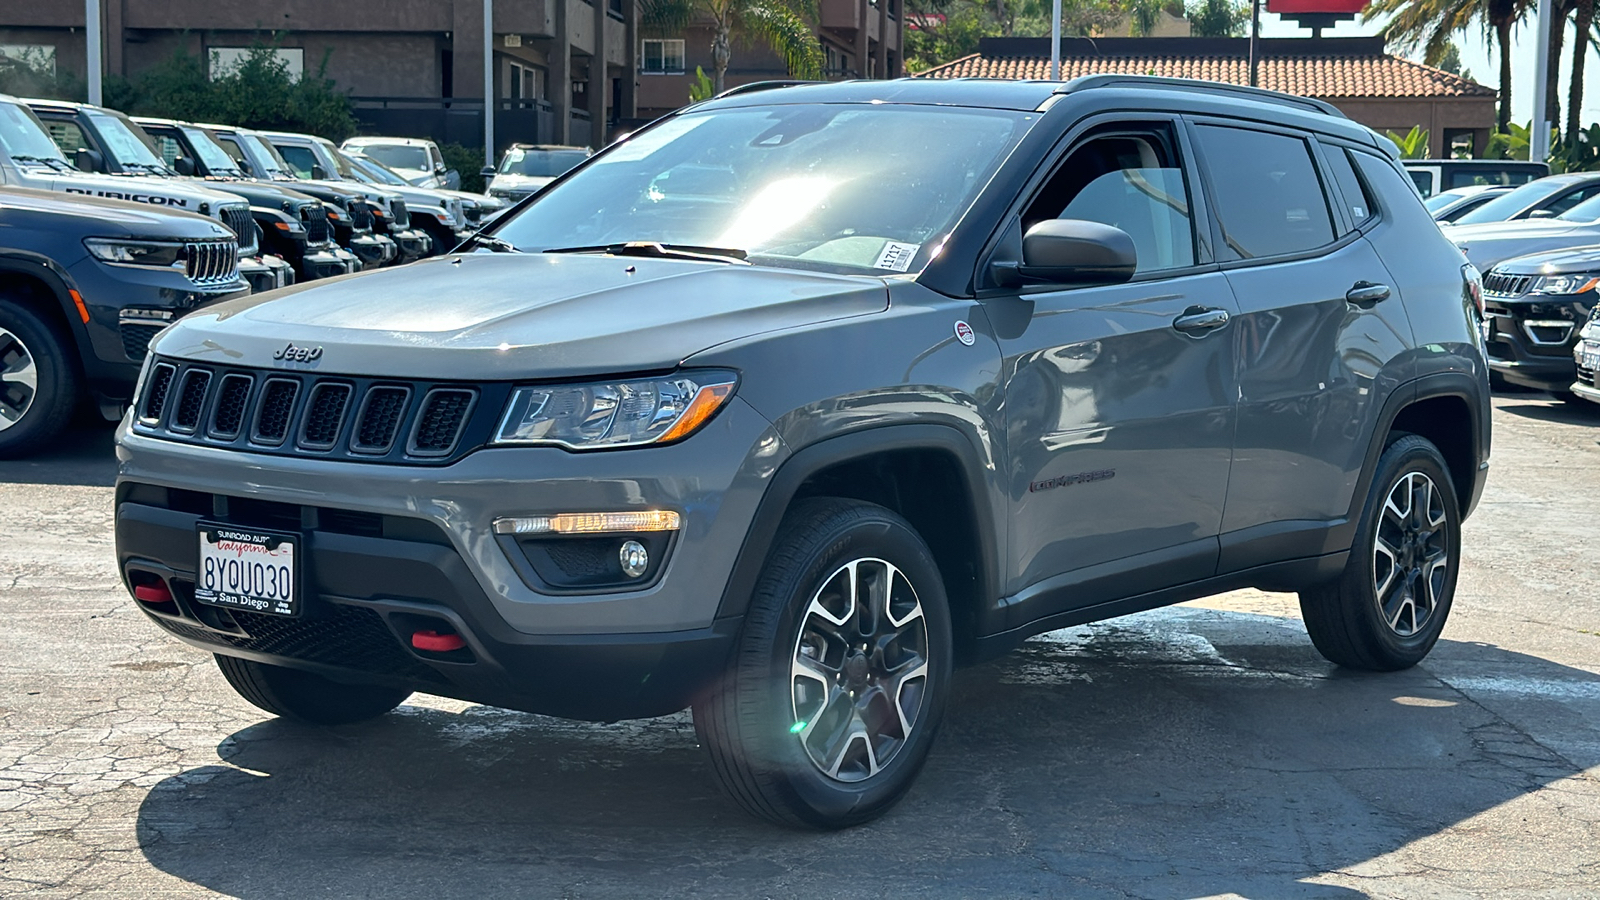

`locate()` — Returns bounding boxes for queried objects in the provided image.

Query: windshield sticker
[874,241,919,272]
[603,116,711,164]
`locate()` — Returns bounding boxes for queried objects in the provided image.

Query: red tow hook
[411,630,466,652]
[133,583,174,604]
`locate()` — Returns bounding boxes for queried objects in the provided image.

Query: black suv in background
[115,78,1489,828]
[0,187,244,456]
[131,117,359,282]
[204,124,397,270]
[1482,247,1600,398]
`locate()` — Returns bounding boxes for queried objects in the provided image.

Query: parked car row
[0,93,535,457]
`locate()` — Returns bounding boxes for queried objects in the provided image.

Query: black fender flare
[0,251,95,367]
[713,423,1002,624]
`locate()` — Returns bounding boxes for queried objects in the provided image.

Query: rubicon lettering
[1029,468,1116,493]
[62,187,187,207]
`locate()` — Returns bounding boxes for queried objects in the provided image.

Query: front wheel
[214,655,410,725]
[694,499,952,829]
[0,297,78,459]
[1300,434,1461,670]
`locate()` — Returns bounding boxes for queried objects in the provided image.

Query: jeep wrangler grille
[300,204,331,244]
[220,205,258,256]
[130,356,500,465]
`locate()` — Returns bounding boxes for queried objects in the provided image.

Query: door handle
[1346,281,1391,305]
[1172,306,1231,335]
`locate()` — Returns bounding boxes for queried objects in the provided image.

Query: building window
[642,39,685,75]
[209,47,305,81]
[0,45,55,76]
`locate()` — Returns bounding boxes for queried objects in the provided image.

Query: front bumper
[346,233,396,269]
[1484,300,1585,391]
[389,228,432,262]
[112,398,785,719]
[239,254,294,294]
[298,246,360,280]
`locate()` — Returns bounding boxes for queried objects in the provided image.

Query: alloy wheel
[0,327,38,432]
[790,558,930,783]
[1373,471,1450,637]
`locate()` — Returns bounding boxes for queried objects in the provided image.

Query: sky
[1257,8,1600,128]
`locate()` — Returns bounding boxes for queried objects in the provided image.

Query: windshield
[1557,193,1600,222]
[1455,179,1573,225]
[0,101,68,163]
[491,105,1031,275]
[180,125,243,174]
[346,154,408,186]
[318,139,357,179]
[240,133,295,178]
[499,147,588,177]
[359,144,428,171]
[88,110,170,172]
[1424,192,1465,212]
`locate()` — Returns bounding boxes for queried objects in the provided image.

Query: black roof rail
[712,80,823,99]
[1059,75,1347,119]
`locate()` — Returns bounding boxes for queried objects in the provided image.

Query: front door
[995,119,1238,626]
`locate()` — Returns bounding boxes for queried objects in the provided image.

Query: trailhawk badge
[954,321,976,346]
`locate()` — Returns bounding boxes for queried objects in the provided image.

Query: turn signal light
[411,630,466,652]
[133,583,173,604]
[493,510,682,535]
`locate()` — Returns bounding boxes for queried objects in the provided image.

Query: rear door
[1187,120,1415,572]
[991,116,1239,625]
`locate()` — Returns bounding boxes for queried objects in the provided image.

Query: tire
[1300,434,1461,671]
[694,499,953,829]
[214,654,411,725]
[0,297,78,459]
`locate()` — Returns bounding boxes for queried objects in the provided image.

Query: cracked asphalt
[3,394,1600,899]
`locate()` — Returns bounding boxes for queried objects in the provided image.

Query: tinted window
[1323,146,1375,230]
[1024,128,1195,273]
[1456,178,1575,225]
[41,119,88,158]
[1445,168,1541,189]
[1408,170,1434,196]
[275,144,319,179]
[362,144,429,170]
[1542,185,1600,217]
[1195,125,1334,259]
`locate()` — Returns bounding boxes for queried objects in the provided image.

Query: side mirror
[480,166,496,178]
[237,158,257,176]
[311,163,328,180]
[995,219,1138,287]
[74,148,104,173]
[1527,208,1557,219]
[173,156,196,176]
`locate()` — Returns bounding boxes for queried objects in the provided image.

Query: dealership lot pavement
[3,395,1599,899]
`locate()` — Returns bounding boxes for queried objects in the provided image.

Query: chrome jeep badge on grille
[272,342,323,363]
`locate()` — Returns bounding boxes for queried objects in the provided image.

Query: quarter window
[642,39,686,74]
[1322,146,1376,230]
[1195,125,1334,260]
[1023,126,1196,274]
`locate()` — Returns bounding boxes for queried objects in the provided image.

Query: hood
[151,253,888,381]
[0,185,232,239]
[1442,219,1591,242]
[1445,220,1600,270]
[199,178,319,209]
[488,174,554,195]
[44,171,248,214]
[1491,243,1600,275]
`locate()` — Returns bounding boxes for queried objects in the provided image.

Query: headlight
[84,238,183,268]
[493,371,737,449]
[1531,273,1600,295]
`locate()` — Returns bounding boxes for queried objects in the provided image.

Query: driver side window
[1022,124,1196,274]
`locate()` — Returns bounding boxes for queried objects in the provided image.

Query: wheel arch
[715,424,1001,665]
[0,254,92,370]
[1356,373,1487,525]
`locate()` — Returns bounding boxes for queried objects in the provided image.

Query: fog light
[619,540,649,578]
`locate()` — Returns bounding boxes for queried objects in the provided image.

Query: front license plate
[1582,342,1600,370]
[195,524,299,617]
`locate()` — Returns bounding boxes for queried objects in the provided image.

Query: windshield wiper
[13,154,71,171]
[544,242,749,264]
[459,232,522,253]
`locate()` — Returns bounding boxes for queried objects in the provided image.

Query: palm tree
[642,0,823,95]
[1366,0,1533,132]
[1571,0,1595,140]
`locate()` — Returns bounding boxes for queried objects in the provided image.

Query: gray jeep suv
[113,77,1491,829]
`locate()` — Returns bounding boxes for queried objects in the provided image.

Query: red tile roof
[915,37,1496,100]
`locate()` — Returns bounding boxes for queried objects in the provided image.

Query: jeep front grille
[351,203,373,231]
[184,240,239,284]
[1483,273,1534,297]
[300,204,331,244]
[220,205,258,256]
[390,199,410,230]
[131,357,497,465]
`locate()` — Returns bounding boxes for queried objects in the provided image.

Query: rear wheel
[1300,434,1460,670]
[694,499,952,829]
[214,654,411,725]
[0,297,78,459]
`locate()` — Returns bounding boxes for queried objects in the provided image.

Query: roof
[343,136,435,147]
[698,78,1062,111]
[916,37,1496,101]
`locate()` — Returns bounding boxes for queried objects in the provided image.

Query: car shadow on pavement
[134,607,1600,899]
[1493,394,1600,426]
[0,420,117,486]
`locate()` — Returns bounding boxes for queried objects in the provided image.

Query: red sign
[1265,0,1366,12]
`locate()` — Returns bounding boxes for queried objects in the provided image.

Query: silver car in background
[1445,192,1600,270]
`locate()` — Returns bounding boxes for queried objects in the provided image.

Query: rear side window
[1194,124,1335,260]
[1322,146,1376,230]
[42,119,88,157]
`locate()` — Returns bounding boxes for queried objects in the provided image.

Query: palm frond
[639,0,699,31]
[732,0,824,79]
